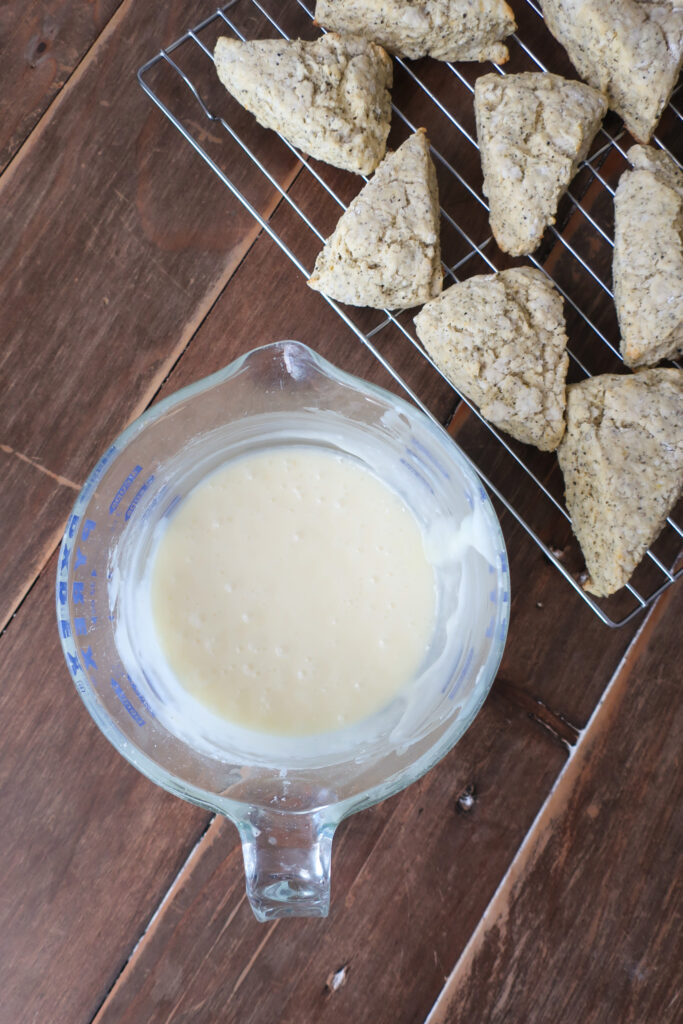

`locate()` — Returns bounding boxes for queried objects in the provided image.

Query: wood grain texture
[149,174,460,424]
[0,449,77,630]
[0,553,210,1024]
[93,692,566,1024]
[429,581,683,1024]
[0,0,123,172]
[0,0,302,627]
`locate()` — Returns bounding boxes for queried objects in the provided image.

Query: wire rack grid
[138,0,683,627]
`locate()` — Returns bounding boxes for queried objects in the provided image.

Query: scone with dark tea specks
[214,33,392,175]
[557,369,683,596]
[308,129,442,309]
[314,0,516,64]
[475,72,606,256]
[414,267,569,450]
[613,146,683,367]
[539,0,683,143]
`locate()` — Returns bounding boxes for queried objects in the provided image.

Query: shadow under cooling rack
[138,0,683,626]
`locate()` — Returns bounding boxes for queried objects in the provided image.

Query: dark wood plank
[93,693,566,1024]
[0,450,78,626]
[0,0,123,172]
[0,553,210,1024]
[149,190,459,423]
[428,581,683,1024]
[0,0,303,627]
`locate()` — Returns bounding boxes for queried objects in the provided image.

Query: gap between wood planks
[0,148,307,637]
[1,7,669,1007]
[0,0,130,187]
[495,677,580,748]
[0,443,80,490]
[86,585,663,1023]
[87,719,428,1021]
[85,813,217,1024]
[423,588,669,1024]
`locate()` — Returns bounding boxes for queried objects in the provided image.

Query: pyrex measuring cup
[57,341,509,921]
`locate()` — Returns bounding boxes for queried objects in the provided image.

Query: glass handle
[238,809,336,922]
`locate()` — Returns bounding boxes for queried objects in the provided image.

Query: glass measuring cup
[57,341,509,921]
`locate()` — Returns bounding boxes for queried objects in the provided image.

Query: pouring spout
[238,808,336,922]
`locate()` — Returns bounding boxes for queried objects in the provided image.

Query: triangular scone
[414,268,569,450]
[314,0,516,64]
[307,130,442,309]
[213,34,392,175]
[539,0,683,143]
[475,73,607,256]
[614,146,683,367]
[558,370,683,596]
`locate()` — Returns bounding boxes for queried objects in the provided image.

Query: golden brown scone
[214,34,392,175]
[557,370,683,596]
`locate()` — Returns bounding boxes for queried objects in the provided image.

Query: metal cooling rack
[138,0,683,626]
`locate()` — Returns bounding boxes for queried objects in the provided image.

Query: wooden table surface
[1,2,681,1022]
